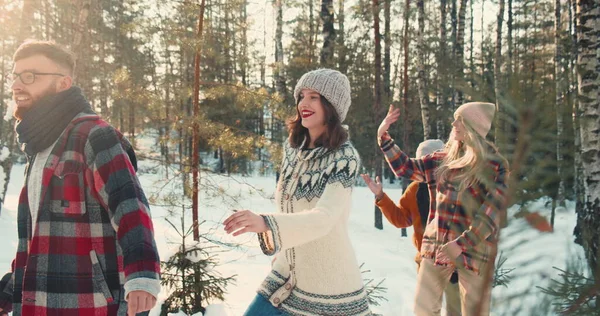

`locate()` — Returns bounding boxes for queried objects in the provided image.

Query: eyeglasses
[8,71,65,85]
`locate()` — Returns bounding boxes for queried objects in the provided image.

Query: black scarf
[15,86,93,156]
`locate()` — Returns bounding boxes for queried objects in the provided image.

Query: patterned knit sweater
[256,140,371,316]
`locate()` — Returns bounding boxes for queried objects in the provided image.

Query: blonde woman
[377,102,508,316]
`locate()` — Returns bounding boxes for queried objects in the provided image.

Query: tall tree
[320,0,335,66]
[454,0,467,105]
[494,0,505,148]
[449,0,457,108]
[18,0,36,41]
[436,0,448,139]
[402,0,411,151]
[569,0,584,216]
[337,0,347,73]
[575,0,600,292]
[273,0,287,146]
[373,0,383,230]
[507,0,514,76]
[416,0,430,139]
[384,0,391,105]
[72,0,92,62]
[554,0,566,211]
[192,0,207,242]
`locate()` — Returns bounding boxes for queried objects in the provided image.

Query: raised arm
[378,105,442,183]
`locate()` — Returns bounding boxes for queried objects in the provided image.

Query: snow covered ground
[0,133,585,316]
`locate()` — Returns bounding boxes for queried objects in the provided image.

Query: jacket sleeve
[85,125,161,298]
[376,181,420,229]
[378,132,442,183]
[454,158,508,252]
[258,149,360,255]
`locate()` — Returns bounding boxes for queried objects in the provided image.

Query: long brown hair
[287,95,348,149]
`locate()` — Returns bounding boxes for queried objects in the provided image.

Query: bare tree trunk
[128,102,135,145]
[384,0,391,104]
[554,0,565,209]
[274,0,286,100]
[309,0,315,64]
[337,0,347,73]
[373,0,383,230]
[42,0,52,39]
[164,51,172,178]
[493,0,505,148]
[575,0,600,290]
[480,0,485,78]
[0,39,5,139]
[273,0,287,145]
[507,0,513,76]
[417,0,430,139]
[569,0,584,216]
[191,0,206,242]
[469,0,474,88]
[72,0,91,62]
[241,0,249,85]
[449,0,457,108]
[319,0,335,66]
[0,38,9,216]
[402,0,411,152]
[454,0,467,105]
[18,0,36,41]
[436,0,448,140]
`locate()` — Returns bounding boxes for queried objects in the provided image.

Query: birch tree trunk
[575,0,600,288]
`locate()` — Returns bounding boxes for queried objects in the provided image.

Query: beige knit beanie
[294,69,352,123]
[454,102,496,138]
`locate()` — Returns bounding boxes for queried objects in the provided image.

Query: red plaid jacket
[0,114,160,315]
[379,133,507,274]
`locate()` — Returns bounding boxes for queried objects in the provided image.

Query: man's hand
[223,210,269,236]
[360,174,384,200]
[127,290,157,316]
[377,104,401,139]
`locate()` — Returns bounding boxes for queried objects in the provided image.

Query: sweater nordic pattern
[256,140,371,316]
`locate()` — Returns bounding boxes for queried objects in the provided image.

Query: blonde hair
[435,116,505,191]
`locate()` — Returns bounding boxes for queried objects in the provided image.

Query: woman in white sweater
[224,69,371,316]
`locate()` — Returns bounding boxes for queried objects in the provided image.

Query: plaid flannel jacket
[0,113,160,316]
[379,133,507,274]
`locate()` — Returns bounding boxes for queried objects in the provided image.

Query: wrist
[375,192,384,201]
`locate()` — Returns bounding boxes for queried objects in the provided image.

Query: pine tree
[160,213,236,315]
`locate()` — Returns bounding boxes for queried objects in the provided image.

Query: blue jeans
[243,294,288,316]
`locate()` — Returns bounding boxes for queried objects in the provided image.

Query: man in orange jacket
[362,139,461,316]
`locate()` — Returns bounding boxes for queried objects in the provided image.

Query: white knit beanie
[416,139,445,158]
[454,102,496,138]
[294,68,352,122]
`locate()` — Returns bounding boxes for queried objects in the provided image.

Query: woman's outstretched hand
[223,210,269,236]
[377,104,401,139]
[360,174,384,200]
